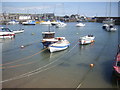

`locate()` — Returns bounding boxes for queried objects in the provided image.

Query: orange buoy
[90,64,94,68]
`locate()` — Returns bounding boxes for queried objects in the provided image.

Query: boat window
[42,33,55,38]
[117,61,120,67]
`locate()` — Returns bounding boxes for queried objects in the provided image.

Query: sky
[1,2,119,17]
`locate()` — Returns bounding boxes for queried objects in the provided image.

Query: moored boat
[1,27,24,34]
[0,28,15,39]
[41,31,58,48]
[48,37,70,53]
[76,23,85,27]
[79,35,95,45]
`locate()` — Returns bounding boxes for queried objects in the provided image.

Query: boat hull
[49,44,70,53]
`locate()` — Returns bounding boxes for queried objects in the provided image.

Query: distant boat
[51,20,61,26]
[56,22,67,28]
[0,27,15,39]
[1,27,24,34]
[79,35,95,45]
[22,20,36,25]
[76,23,85,27]
[48,37,70,53]
[102,18,115,24]
[8,20,19,25]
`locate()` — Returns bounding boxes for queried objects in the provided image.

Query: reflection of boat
[56,22,67,28]
[113,52,120,77]
[0,28,15,39]
[8,20,19,24]
[76,23,85,27]
[48,37,70,53]
[79,35,95,45]
[1,27,24,34]
[22,20,36,25]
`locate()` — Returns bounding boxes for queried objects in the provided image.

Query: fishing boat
[113,50,120,77]
[76,23,85,27]
[0,27,15,39]
[56,22,67,28]
[79,35,95,45]
[1,27,24,34]
[41,31,58,48]
[48,37,70,53]
[22,20,36,25]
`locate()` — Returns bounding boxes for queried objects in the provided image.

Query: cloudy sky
[1,1,119,17]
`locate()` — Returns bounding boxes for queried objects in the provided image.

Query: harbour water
[1,22,120,88]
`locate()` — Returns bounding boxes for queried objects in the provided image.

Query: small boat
[1,27,24,34]
[8,20,19,25]
[79,35,95,45]
[113,52,120,77]
[76,23,85,27]
[106,25,117,32]
[56,22,67,28]
[51,20,61,26]
[12,29,24,34]
[22,20,36,25]
[48,37,70,53]
[0,27,15,39]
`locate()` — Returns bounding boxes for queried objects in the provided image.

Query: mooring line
[0,41,79,83]
[0,48,47,67]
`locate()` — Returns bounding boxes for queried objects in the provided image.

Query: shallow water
[1,22,120,88]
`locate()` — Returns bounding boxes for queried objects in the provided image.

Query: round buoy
[76,33,79,34]
[90,64,94,68]
[31,33,35,35]
[21,45,24,48]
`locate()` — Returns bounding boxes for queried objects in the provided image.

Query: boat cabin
[42,32,55,39]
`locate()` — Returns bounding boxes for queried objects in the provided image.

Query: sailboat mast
[109,0,111,18]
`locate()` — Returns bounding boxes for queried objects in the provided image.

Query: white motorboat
[12,29,24,34]
[0,27,15,39]
[106,26,117,32]
[1,27,24,34]
[79,35,95,45]
[76,23,85,27]
[48,37,70,53]
[56,22,67,28]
